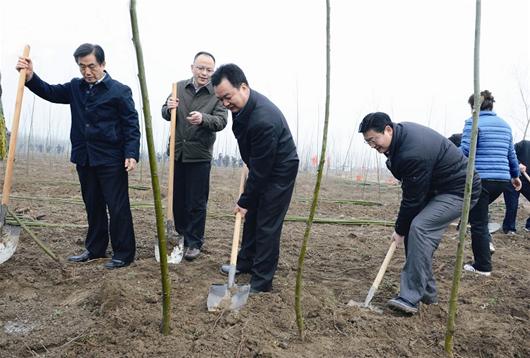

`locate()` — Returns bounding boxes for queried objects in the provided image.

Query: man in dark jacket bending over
[359,112,481,314]
[212,64,299,293]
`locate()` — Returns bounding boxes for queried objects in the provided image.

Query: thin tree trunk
[129,0,171,335]
[295,0,330,340]
[445,0,481,355]
[519,86,529,139]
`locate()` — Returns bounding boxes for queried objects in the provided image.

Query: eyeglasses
[364,135,380,146]
[194,65,214,74]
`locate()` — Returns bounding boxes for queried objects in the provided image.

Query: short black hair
[73,43,105,65]
[194,51,215,63]
[211,64,249,88]
[468,90,495,111]
[358,112,393,134]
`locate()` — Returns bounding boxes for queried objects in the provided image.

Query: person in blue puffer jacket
[460,90,521,276]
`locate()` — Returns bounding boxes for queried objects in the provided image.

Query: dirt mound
[0,157,528,357]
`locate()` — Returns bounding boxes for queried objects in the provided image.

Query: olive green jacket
[161,79,227,162]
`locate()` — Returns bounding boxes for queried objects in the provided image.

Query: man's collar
[83,71,111,88]
[185,77,213,94]
[95,72,107,85]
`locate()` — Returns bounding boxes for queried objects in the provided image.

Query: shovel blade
[207,283,251,312]
[167,245,183,264]
[347,299,384,314]
[0,224,21,265]
[488,222,501,234]
[154,223,184,264]
[154,241,184,264]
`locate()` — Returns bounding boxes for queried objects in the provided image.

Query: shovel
[0,45,30,265]
[155,83,183,264]
[348,240,397,313]
[207,166,250,312]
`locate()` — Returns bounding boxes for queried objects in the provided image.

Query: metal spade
[348,240,397,313]
[0,45,30,265]
[207,166,250,312]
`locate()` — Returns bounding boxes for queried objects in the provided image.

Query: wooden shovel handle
[2,45,30,206]
[369,240,397,292]
[229,166,248,265]
[166,83,177,217]
[522,170,530,184]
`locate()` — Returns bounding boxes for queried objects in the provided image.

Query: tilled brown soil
[0,156,528,357]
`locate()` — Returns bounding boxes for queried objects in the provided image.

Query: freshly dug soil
[0,156,528,357]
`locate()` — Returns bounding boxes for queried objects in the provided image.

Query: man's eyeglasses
[364,135,380,146]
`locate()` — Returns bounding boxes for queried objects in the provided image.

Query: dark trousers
[469,180,510,272]
[173,161,211,249]
[237,168,298,292]
[77,164,135,263]
[502,178,530,232]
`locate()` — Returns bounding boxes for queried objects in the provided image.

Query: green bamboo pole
[444,1,481,355]
[295,0,331,340]
[6,214,393,229]
[29,180,150,191]
[6,207,60,263]
[5,219,87,228]
[296,197,382,206]
[129,0,171,335]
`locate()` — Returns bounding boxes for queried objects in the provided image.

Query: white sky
[0,0,529,169]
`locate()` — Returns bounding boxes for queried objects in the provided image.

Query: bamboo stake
[5,214,393,229]
[295,0,331,340]
[6,207,60,263]
[5,219,86,228]
[445,1,482,355]
[129,0,171,335]
[295,197,382,206]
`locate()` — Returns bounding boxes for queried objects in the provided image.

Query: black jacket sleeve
[237,119,278,208]
[25,73,71,104]
[394,158,432,236]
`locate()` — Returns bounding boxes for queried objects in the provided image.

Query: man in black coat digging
[359,112,481,314]
[212,64,299,294]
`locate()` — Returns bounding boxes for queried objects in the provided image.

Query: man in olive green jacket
[161,51,227,260]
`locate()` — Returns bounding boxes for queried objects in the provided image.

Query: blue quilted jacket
[460,111,519,180]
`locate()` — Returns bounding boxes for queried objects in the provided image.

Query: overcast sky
[0,0,528,168]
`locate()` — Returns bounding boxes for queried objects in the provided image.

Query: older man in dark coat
[16,44,140,269]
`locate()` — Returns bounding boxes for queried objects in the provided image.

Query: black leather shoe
[68,251,104,262]
[220,264,242,276]
[104,259,131,269]
[249,287,272,295]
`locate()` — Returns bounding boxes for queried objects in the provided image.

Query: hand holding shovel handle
[2,45,30,211]
[0,45,30,265]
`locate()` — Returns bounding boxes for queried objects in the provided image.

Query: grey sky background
[0,0,528,169]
